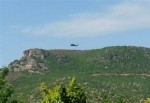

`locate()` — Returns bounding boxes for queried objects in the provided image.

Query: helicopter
[70,44,79,46]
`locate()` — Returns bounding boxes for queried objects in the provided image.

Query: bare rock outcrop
[23,48,49,59]
[9,49,49,73]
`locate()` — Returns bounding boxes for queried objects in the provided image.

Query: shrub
[40,77,86,103]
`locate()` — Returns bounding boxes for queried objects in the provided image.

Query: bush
[40,77,86,103]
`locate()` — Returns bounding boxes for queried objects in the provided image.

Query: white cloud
[21,0,150,37]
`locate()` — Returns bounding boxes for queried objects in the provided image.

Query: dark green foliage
[0,68,14,103]
[1,67,9,79]
[66,77,86,103]
[0,68,24,103]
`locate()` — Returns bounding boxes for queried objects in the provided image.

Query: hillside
[7,46,150,103]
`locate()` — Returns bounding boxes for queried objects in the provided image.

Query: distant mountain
[7,46,150,103]
[8,48,86,73]
[8,46,150,74]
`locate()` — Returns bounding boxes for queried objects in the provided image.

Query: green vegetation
[40,77,86,103]
[0,68,23,103]
[6,46,150,102]
[145,98,150,103]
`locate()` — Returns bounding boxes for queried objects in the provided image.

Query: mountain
[7,46,150,103]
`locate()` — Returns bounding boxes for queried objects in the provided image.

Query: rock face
[23,48,49,59]
[9,49,49,73]
[8,48,85,73]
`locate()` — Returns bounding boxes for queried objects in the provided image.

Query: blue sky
[0,0,150,67]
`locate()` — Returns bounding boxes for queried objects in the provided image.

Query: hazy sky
[0,0,150,67]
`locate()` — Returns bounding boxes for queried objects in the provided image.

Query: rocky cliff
[8,48,86,73]
[23,48,49,59]
[8,49,49,73]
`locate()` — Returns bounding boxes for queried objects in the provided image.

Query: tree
[0,67,23,103]
[0,67,13,103]
[40,77,86,103]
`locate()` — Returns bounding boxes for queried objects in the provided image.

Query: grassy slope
[9,46,150,102]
